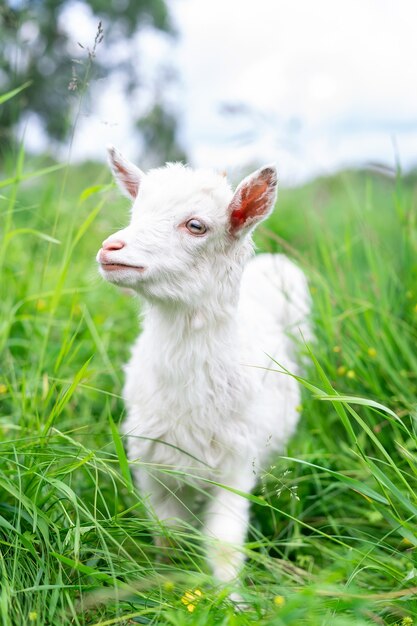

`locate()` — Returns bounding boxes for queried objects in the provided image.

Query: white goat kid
[97,146,311,587]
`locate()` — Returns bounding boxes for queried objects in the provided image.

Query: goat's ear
[228,165,277,236]
[107,145,143,200]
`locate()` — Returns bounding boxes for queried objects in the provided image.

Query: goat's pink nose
[102,238,126,251]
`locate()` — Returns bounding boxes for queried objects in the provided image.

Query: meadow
[1,134,417,624]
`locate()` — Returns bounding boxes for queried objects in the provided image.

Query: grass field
[1,141,417,625]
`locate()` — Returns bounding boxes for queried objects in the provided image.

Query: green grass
[1,139,417,625]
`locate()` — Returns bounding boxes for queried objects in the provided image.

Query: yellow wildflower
[181,589,202,612]
[164,580,174,592]
[336,366,346,376]
[0,384,7,394]
[400,538,414,548]
[367,347,377,358]
[332,345,341,353]
[346,370,356,379]
[29,612,37,622]
[366,510,383,523]
[273,595,285,607]
[401,617,413,626]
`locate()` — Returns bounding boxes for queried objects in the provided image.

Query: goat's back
[237,254,311,456]
[238,253,311,365]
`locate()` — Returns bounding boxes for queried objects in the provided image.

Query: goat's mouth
[100,262,145,272]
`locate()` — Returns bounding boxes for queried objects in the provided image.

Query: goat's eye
[185,219,207,235]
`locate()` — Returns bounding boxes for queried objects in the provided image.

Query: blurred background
[3,4,417,623]
[1,0,417,184]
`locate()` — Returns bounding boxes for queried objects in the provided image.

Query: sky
[25,0,417,184]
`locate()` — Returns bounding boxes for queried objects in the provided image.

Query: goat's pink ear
[228,165,278,236]
[107,145,143,200]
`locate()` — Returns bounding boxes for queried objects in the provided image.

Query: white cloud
[172,0,417,181]
[22,0,417,183]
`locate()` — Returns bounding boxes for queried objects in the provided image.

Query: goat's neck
[138,266,248,423]
[152,303,236,337]
[142,275,242,362]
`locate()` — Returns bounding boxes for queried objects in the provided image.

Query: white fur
[97,150,311,585]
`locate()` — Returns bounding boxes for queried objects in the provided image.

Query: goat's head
[97,146,278,305]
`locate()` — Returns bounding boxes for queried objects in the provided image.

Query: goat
[97,146,311,589]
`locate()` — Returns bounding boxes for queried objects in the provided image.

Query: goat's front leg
[203,476,254,584]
